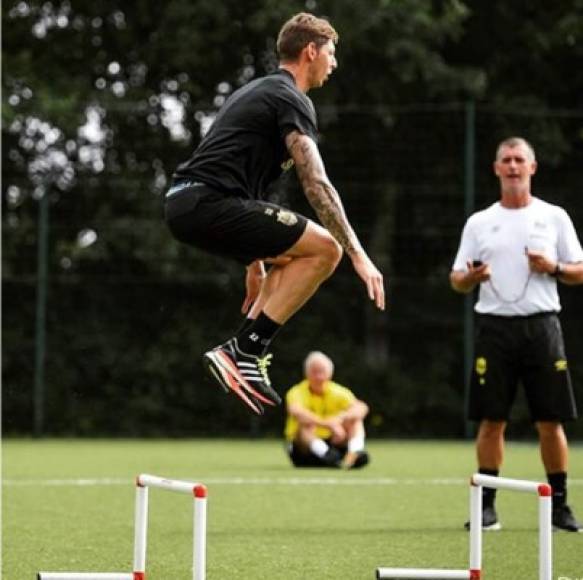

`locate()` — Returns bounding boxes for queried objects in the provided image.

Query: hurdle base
[38,573,136,580]
[376,568,476,579]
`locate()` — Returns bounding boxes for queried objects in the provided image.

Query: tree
[3,0,582,437]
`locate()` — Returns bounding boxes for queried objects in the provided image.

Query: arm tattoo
[286,131,362,254]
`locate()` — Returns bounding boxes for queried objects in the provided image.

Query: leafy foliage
[3,0,583,436]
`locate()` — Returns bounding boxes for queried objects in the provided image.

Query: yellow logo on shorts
[475,357,487,376]
[281,158,295,171]
[276,209,298,226]
[554,359,568,372]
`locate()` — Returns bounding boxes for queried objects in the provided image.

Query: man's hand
[450,260,491,293]
[241,260,266,314]
[466,260,491,283]
[325,418,346,443]
[350,251,385,310]
[526,249,556,275]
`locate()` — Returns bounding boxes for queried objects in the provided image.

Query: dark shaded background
[3,0,583,438]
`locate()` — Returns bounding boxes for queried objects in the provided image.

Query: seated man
[284,351,370,469]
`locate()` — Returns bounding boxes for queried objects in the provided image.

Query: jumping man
[164,13,384,415]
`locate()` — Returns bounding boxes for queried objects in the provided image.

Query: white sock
[309,438,329,458]
[348,433,365,453]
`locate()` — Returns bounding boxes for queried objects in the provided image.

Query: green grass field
[3,439,582,579]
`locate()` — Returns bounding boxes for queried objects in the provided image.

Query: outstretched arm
[285,130,385,310]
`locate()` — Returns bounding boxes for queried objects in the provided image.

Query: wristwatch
[551,262,563,277]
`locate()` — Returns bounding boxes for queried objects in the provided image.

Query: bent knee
[318,234,343,272]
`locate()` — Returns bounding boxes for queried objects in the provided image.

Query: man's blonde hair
[303,351,334,377]
[495,137,536,162]
[277,12,338,62]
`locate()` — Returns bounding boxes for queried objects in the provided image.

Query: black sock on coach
[479,467,499,508]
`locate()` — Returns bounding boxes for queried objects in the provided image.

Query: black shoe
[464,505,501,531]
[341,450,370,470]
[203,338,281,414]
[321,447,343,468]
[552,504,583,532]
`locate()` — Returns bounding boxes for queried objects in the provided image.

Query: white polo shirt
[452,197,583,315]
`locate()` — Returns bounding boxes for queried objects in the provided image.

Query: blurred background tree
[3,0,582,437]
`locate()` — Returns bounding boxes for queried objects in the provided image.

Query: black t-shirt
[173,69,318,200]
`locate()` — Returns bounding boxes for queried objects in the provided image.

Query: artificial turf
[3,439,582,579]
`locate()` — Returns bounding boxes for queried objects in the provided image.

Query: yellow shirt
[284,379,356,441]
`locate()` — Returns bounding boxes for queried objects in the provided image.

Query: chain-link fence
[3,104,583,439]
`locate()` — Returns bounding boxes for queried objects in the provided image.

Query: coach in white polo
[450,136,583,532]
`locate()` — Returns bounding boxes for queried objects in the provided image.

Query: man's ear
[306,41,318,61]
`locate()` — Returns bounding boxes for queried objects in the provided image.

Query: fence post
[463,100,476,439]
[34,188,49,437]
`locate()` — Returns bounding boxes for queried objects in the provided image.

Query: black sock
[547,471,567,509]
[236,312,281,356]
[236,317,255,335]
[479,467,499,508]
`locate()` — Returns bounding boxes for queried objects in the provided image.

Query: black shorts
[286,440,348,468]
[468,313,578,422]
[164,180,308,265]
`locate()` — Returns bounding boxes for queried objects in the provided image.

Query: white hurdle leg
[193,485,208,580]
[538,484,552,580]
[133,480,149,579]
[469,481,482,576]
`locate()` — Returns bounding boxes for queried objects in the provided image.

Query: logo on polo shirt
[555,359,568,372]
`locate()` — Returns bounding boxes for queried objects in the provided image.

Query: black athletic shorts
[287,440,348,468]
[164,180,308,265]
[468,312,578,422]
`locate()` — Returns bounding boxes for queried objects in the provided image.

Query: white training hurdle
[38,473,208,580]
[376,473,552,580]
